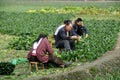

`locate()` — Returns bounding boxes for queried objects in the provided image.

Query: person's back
[55,27,67,42]
[54,25,65,43]
[27,35,53,63]
[27,34,72,68]
[54,24,65,36]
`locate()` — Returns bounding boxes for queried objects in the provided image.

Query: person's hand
[85,34,88,38]
[77,36,81,42]
[71,36,78,39]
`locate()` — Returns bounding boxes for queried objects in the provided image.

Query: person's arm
[71,27,79,36]
[71,27,82,41]
[85,34,88,38]
[83,26,89,38]
[44,38,53,55]
[59,29,80,40]
[73,25,77,32]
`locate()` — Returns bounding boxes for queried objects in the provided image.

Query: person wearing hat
[73,18,89,38]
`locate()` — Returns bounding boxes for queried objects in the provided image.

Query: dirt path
[25,33,120,80]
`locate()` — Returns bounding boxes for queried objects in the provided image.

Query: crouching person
[54,20,80,51]
[27,34,72,68]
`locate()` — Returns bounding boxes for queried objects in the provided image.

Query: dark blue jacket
[54,26,78,43]
[73,24,88,36]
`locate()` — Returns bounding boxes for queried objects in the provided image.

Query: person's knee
[70,40,75,45]
[55,41,64,48]
[63,40,71,51]
[70,40,75,43]
[63,40,69,44]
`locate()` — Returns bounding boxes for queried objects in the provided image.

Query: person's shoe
[65,60,72,67]
[60,65,65,68]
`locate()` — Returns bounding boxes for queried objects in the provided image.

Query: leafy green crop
[58,19,120,62]
[26,6,120,16]
[0,12,74,35]
[0,11,74,50]
[0,11,120,62]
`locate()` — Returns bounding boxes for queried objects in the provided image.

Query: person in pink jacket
[27,34,72,68]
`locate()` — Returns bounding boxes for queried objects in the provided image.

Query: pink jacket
[27,38,53,63]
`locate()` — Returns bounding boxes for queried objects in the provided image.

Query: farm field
[0,0,120,80]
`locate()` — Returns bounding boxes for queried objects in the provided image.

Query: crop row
[0,11,120,62]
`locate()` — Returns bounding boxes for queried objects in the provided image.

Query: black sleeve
[83,26,89,34]
[71,28,79,36]
[73,25,77,32]
[59,29,71,40]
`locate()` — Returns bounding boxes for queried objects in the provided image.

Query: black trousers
[56,40,75,51]
[28,55,65,67]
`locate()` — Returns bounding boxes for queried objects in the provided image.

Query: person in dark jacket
[27,34,72,68]
[73,18,89,38]
[54,20,80,51]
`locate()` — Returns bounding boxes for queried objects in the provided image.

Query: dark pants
[56,40,75,51]
[28,56,40,62]
[28,55,65,67]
